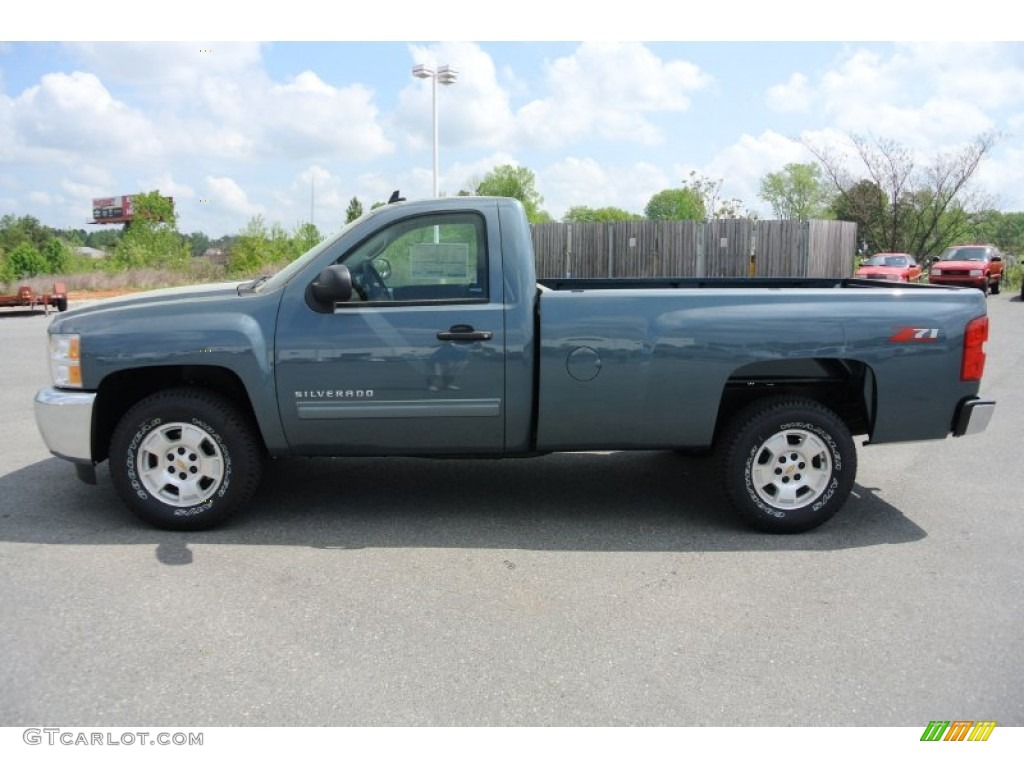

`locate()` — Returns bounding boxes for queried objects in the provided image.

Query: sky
[3,4,1023,239]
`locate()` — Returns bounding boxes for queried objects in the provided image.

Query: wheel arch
[714,357,876,446]
[92,365,265,463]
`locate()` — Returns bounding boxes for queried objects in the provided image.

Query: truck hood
[48,281,257,335]
[61,281,244,315]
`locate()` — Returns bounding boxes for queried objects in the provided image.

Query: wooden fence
[530,219,858,279]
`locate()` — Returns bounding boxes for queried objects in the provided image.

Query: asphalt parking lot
[1,293,1022,727]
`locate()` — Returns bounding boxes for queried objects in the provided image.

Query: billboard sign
[91,195,135,224]
[90,194,173,224]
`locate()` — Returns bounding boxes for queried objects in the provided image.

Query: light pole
[412,64,458,198]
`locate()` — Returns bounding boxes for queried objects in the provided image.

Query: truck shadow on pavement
[0,451,926,564]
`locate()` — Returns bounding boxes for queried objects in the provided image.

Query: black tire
[109,388,263,531]
[979,279,989,296]
[719,397,857,533]
[991,275,1000,295]
[56,297,68,312]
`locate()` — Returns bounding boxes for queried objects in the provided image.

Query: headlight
[49,333,82,388]
[969,269,983,277]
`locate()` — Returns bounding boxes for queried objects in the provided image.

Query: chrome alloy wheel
[136,421,225,507]
[750,428,832,509]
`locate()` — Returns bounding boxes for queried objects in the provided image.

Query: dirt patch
[66,289,140,301]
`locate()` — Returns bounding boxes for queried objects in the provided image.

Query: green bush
[1004,262,1022,291]
[1,242,49,281]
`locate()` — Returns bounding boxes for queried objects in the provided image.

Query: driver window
[340,212,488,303]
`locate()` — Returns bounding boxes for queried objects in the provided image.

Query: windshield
[865,255,910,267]
[940,247,988,262]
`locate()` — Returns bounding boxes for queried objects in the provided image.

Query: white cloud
[702,131,810,217]
[138,173,195,201]
[205,176,263,218]
[255,71,393,161]
[766,73,812,113]
[789,43,1016,149]
[540,157,670,218]
[10,45,393,169]
[394,42,713,155]
[516,42,712,148]
[66,42,264,93]
[899,42,1024,110]
[11,71,160,160]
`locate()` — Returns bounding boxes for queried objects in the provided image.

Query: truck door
[274,210,506,455]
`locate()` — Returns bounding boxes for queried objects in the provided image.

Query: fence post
[696,222,706,278]
[565,223,572,278]
[800,220,810,276]
[607,222,614,278]
[749,220,758,277]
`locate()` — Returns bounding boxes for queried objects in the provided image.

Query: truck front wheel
[109,388,263,531]
[719,397,856,533]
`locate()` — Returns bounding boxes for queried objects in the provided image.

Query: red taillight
[961,315,989,382]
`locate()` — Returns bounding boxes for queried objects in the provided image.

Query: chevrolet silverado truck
[34,197,996,533]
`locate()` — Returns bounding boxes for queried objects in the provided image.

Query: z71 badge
[889,327,940,342]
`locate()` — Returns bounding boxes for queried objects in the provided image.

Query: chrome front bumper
[34,388,96,463]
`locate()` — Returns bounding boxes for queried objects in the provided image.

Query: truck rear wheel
[719,397,856,533]
[109,388,263,531]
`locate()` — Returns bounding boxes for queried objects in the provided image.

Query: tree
[85,229,121,249]
[831,180,889,254]
[345,197,364,224]
[965,209,1024,253]
[473,165,550,223]
[644,188,706,221]
[41,238,71,274]
[2,242,48,281]
[53,227,87,246]
[110,190,189,270]
[759,162,834,219]
[0,214,50,254]
[227,217,320,276]
[805,133,998,258]
[681,171,748,219]
[228,216,270,276]
[563,206,641,223]
[187,231,212,259]
[293,222,322,253]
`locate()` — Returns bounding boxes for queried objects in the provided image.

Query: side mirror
[309,264,352,309]
[991,255,1002,262]
[372,257,392,280]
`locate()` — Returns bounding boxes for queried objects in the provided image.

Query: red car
[855,253,922,282]
[928,245,1004,295]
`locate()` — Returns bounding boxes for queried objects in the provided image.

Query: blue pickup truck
[34,196,995,533]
